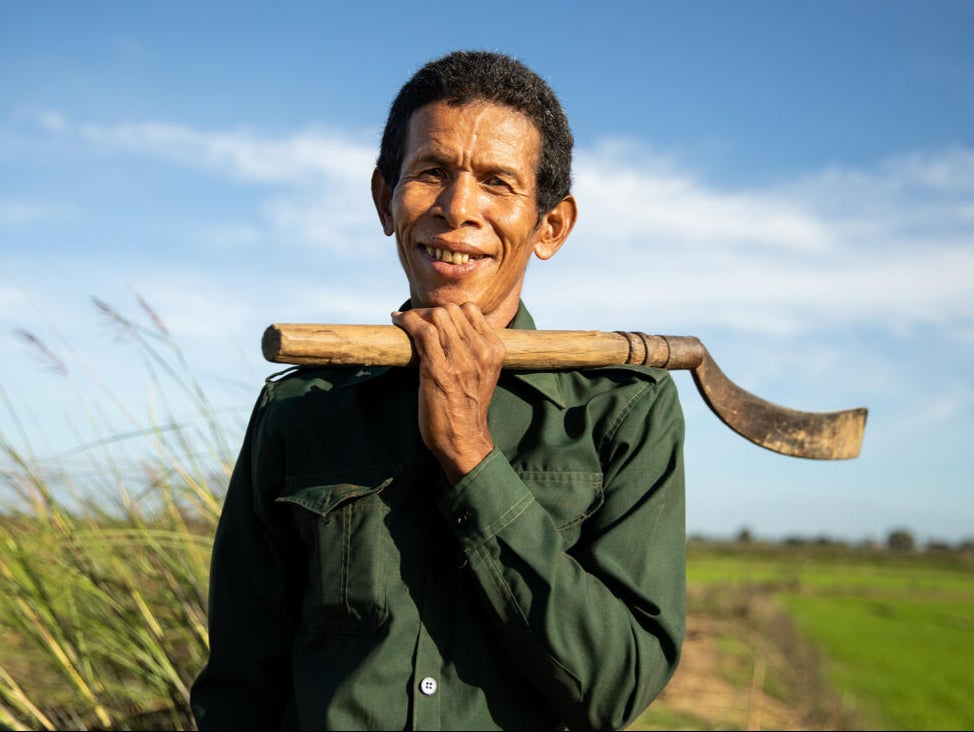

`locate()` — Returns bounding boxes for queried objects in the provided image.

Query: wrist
[438,437,495,485]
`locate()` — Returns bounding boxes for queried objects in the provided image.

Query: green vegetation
[0,490,218,729]
[781,578,973,729]
[0,300,227,729]
[686,542,974,730]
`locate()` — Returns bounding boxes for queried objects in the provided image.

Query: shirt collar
[505,304,567,409]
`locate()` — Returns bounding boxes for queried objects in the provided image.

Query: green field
[668,543,974,731]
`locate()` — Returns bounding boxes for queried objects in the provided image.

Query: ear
[533,194,578,261]
[371,168,395,236]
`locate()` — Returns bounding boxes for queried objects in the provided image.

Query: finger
[459,302,496,339]
[427,304,474,359]
[392,307,439,324]
[458,302,505,362]
[391,309,446,364]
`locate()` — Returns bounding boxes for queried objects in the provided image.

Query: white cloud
[33,110,67,132]
[880,147,974,192]
[574,155,834,254]
[0,199,56,225]
[74,118,378,187]
[36,113,383,256]
[28,113,974,339]
[261,185,381,256]
[195,224,263,251]
[541,143,974,337]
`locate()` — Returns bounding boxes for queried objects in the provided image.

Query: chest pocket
[515,469,604,548]
[276,468,400,635]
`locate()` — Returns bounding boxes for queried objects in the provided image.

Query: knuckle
[429,306,452,326]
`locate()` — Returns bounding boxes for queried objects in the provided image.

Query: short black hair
[377,50,573,215]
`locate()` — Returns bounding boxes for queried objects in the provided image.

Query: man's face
[373,101,568,328]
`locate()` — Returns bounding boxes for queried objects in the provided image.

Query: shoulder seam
[596,379,655,464]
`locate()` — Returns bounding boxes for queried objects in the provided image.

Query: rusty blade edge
[690,351,867,460]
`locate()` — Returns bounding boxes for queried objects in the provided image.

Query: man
[191,50,686,731]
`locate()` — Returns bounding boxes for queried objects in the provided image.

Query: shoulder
[559,364,678,406]
[260,365,371,402]
[571,366,684,442]
[249,366,373,432]
[511,365,682,450]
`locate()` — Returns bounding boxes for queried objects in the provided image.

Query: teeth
[424,245,480,264]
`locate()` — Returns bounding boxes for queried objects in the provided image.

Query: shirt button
[453,510,471,528]
[419,676,438,696]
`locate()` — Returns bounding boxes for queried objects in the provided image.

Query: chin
[413,288,475,310]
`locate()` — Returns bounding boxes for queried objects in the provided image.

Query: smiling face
[372,101,576,327]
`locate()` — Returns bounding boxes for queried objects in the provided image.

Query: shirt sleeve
[190,388,300,730]
[436,373,686,731]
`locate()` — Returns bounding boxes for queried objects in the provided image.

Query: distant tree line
[691,527,974,555]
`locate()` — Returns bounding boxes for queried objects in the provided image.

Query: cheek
[394,184,432,218]
[496,205,540,241]
[389,191,413,231]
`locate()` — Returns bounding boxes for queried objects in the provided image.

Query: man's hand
[391,302,504,484]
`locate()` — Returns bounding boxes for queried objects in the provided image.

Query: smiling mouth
[423,245,486,265]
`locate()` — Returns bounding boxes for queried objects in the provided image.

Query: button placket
[411,487,443,730]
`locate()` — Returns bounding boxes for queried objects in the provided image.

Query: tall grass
[0,298,235,730]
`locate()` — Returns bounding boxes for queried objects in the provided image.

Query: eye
[483,174,512,190]
[418,166,446,180]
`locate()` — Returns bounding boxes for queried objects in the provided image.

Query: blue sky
[1,1,972,544]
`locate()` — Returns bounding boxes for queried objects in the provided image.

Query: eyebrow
[406,150,526,183]
[406,150,451,168]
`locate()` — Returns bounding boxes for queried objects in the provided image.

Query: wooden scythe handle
[261,323,868,461]
[261,323,705,370]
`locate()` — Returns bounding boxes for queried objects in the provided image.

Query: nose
[436,173,481,228]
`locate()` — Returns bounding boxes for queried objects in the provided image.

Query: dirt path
[631,611,838,731]
[654,616,810,730]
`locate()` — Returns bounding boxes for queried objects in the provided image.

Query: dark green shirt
[191,304,686,731]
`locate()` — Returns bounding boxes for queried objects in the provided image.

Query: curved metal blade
[691,350,867,460]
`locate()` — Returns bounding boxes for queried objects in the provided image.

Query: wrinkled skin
[372,101,577,482]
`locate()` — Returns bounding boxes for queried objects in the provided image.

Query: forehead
[403,101,541,169]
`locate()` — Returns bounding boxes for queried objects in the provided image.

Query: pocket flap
[516,470,604,529]
[276,465,402,517]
